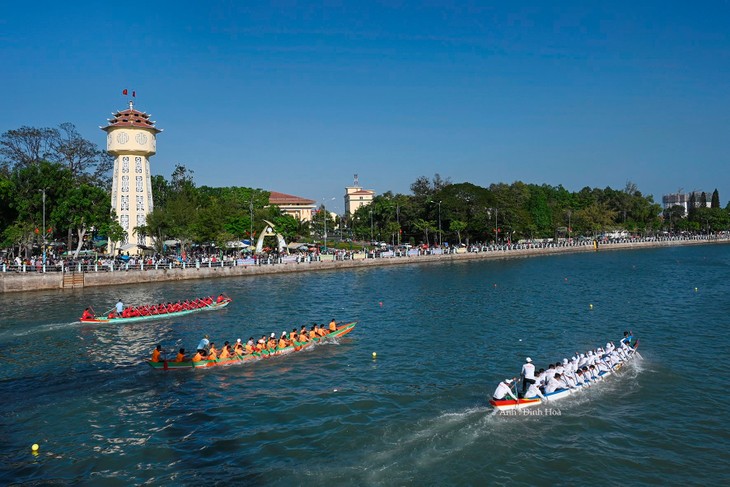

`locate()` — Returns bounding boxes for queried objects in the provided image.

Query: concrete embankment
[1,238,726,294]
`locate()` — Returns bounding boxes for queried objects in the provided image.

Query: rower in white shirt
[492,378,518,401]
[525,381,547,401]
[544,373,564,394]
[521,357,536,393]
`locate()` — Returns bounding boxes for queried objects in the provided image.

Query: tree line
[2,123,729,258]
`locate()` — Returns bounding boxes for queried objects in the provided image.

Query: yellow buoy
[589,304,594,309]
[694,287,698,292]
[372,352,377,358]
[31,443,39,452]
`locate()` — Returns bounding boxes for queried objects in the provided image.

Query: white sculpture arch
[255,219,288,254]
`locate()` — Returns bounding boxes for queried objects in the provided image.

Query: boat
[489,342,639,412]
[79,294,232,324]
[146,321,357,370]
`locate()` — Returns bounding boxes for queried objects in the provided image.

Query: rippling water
[2,245,730,485]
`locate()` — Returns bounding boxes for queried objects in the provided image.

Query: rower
[309,325,317,340]
[521,357,535,394]
[174,348,186,362]
[234,339,244,355]
[245,337,255,354]
[290,328,299,342]
[208,343,218,360]
[316,324,327,337]
[620,330,634,348]
[219,342,231,359]
[192,350,205,362]
[115,298,124,317]
[278,334,288,349]
[544,373,563,393]
[492,378,518,401]
[151,344,162,362]
[81,308,95,320]
[525,381,547,401]
[329,319,337,332]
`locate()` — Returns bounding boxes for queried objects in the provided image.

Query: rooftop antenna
[354,173,359,186]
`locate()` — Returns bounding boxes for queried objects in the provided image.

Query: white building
[344,174,375,216]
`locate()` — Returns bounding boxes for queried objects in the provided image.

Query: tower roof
[101,101,162,133]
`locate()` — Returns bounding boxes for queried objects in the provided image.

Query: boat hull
[146,321,357,370]
[80,300,231,324]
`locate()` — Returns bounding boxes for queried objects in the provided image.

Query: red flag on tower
[122,89,128,95]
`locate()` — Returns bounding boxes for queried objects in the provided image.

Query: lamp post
[39,189,47,267]
[396,203,400,246]
[567,209,572,242]
[369,209,373,243]
[437,201,442,247]
[249,197,254,246]
[323,197,335,252]
[489,208,498,243]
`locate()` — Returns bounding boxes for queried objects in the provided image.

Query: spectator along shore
[1,235,728,294]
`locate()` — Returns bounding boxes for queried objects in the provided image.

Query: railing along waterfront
[2,234,727,275]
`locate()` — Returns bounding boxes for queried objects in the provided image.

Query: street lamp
[396,203,400,246]
[437,201,442,247]
[249,197,254,246]
[369,209,373,243]
[489,207,498,243]
[323,197,335,251]
[38,189,47,267]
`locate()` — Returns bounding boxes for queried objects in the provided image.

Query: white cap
[563,358,568,364]
[526,357,532,363]
[505,378,513,384]
[270,333,275,338]
[236,338,241,343]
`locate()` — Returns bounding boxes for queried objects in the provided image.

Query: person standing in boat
[115,299,124,318]
[492,378,518,401]
[197,335,210,354]
[521,357,535,394]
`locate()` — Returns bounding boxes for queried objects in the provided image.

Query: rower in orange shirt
[192,350,204,362]
[278,333,288,349]
[151,344,162,362]
[208,343,218,360]
[174,348,186,362]
[219,342,231,360]
[309,326,317,340]
[329,318,337,332]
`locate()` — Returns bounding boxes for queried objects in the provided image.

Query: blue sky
[2,1,729,211]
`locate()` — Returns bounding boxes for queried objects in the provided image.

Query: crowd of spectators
[1,232,727,274]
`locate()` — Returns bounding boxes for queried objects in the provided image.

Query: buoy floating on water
[589,304,594,310]
[372,352,377,359]
[695,287,698,292]
[31,443,39,452]
[379,301,383,307]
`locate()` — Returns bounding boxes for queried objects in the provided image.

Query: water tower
[101,100,162,254]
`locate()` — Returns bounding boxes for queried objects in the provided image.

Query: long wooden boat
[489,347,638,411]
[79,296,232,324]
[146,321,357,370]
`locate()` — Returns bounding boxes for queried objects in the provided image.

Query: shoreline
[1,237,727,294]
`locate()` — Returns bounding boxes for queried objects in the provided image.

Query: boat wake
[0,320,80,340]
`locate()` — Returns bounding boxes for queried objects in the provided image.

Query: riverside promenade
[2,236,727,294]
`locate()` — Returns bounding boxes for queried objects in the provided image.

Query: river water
[2,245,730,485]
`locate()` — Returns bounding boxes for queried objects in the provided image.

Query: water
[2,245,730,485]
